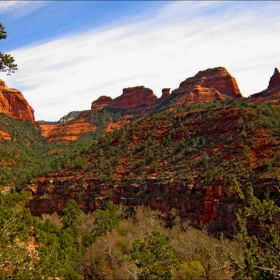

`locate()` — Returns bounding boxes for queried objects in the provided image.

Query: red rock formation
[91,95,113,110]
[25,178,223,225]
[249,68,280,104]
[171,67,243,103]
[40,114,97,142]
[0,79,35,122]
[27,177,276,236]
[160,88,171,100]
[91,87,158,112]
[109,86,158,109]
[268,68,280,92]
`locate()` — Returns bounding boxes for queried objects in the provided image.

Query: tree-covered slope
[39,101,280,185]
[0,113,73,189]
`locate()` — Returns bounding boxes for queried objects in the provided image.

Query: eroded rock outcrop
[268,68,280,90]
[160,88,171,100]
[249,68,280,103]
[0,80,35,122]
[40,113,97,142]
[91,86,158,110]
[91,96,113,110]
[171,67,243,104]
[110,86,157,109]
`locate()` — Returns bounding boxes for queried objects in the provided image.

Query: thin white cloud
[1,1,280,121]
[0,1,47,19]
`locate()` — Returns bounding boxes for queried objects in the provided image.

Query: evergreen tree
[234,185,280,279]
[131,231,179,280]
[62,199,82,237]
[91,201,120,239]
[0,23,17,74]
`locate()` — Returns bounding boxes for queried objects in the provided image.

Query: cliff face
[25,178,234,234]
[59,111,84,124]
[0,80,35,122]
[25,176,280,236]
[249,68,280,103]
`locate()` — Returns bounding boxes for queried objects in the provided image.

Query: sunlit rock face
[109,86,158,109]
[0,79,35,122]
[91,87,158,111]
[171,67,243,104]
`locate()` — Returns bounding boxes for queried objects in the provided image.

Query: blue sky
[0,1,280,121]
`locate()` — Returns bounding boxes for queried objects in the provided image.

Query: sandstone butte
[171,66,243,105]
[92,86,157,110]
[0,79,35,122]
[248,68,280,104]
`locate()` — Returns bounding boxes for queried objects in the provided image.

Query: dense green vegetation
[0,113,70,188]
[234,184,280,279]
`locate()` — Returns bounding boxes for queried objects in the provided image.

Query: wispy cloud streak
[0,1,47,19]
